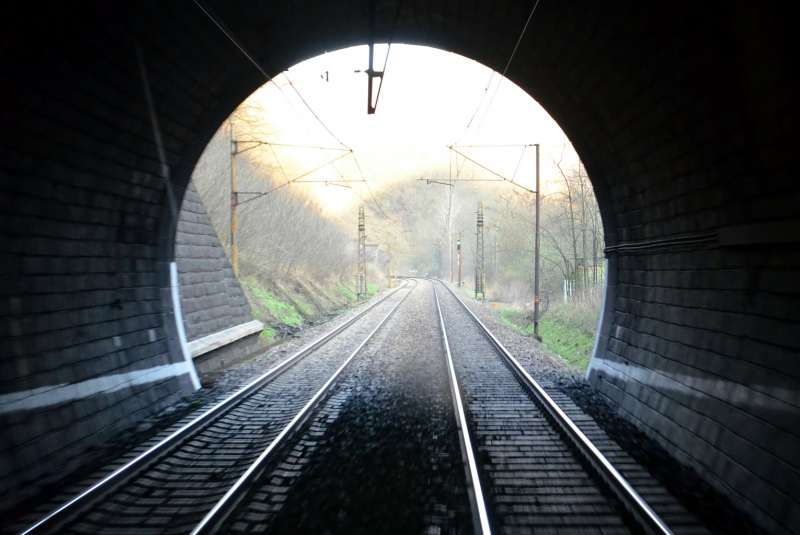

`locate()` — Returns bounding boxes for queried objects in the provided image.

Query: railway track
[17,281,414,535]
[15,279,709,535]
[432,279,680,535]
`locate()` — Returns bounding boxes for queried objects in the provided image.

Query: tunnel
[0,1,797,533]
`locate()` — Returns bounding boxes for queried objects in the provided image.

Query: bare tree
[191,120,355,282]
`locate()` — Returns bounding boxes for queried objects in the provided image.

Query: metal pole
[457,232,462,287]
[476,202,485,299]
[357,204,366,299]
[230,123,238,277]
[534,144,542,341]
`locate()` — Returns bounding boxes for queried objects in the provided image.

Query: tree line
[190,113,355,282]
[190,107,605,316]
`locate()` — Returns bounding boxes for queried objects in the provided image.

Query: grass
[366,283,378,295]
[491,301,600,372]
[495,307,529,335]
[246,277,303,330]
[538,313,596,370]
[338,285,357,302]
[259,326,276,344]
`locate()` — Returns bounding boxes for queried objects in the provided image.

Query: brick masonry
[0,1,797,532]
[174,179,258,366]
[176,180,251,340]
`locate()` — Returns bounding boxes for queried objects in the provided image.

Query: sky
[232,44,580,215]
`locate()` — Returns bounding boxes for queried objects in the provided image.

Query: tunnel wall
[588,244,800,533]
[174,180,261,373]
[0,1,797,532]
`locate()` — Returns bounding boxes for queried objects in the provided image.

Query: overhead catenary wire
[135,43,178,219]
[471,0,542,135]
[195,0,408,246]
[366,0,404,114]
[237,152,351,205]
[447,146,536,194]
[371,43,392,113]
[281,74,351,149]
[453,0,542,175]
[193,3,323,149]
[454,70,496,147]
[269,144,292,185]
[193,0,350,150]
[351,152,397,224]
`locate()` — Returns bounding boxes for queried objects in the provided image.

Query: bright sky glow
[235,44,579,214]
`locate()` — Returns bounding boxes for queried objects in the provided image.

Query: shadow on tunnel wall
[0,1,798,533]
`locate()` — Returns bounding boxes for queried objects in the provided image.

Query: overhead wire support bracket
[448,146,537,194]
[236,151,352,206]
[234,141,348,155]
[450,144,537,148]
[292,180,365,184]
[365,0,398,114]
[366,43,385,115]
[417,178,454,187]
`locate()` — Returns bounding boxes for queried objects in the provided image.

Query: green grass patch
[538,316,595,371]
[366,283,378,295]
[259,326,276,344]
[247,278,303,327]
[490,302,598,372]
[338,285,357,302]
[495,308,528,335]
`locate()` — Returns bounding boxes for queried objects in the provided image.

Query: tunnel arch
[0,1,797,533]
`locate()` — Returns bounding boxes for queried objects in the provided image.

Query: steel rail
[19,282,408,535]
[190,280,418,535]
[437,281,675,535]
[431,281,493,535]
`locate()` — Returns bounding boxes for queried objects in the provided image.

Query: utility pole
[437,241,443,279]
[533,144,542,341]
[450,236,454,283]
[387,233,393,288]
[457,232,462,287]
[230,123,239,277]
[357,204,366,299]
[476,202,485,299]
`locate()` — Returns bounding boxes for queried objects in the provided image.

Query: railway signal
[450,236,454,283]
[457,233,462,287]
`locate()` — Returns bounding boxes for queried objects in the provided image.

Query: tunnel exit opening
[178,43,608,379]
[2,3,795,531]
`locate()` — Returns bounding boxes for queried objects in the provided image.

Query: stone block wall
[175,180,253,337]
[588,241,800,534]
[174,179,260,372]
[0,2,797,533]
